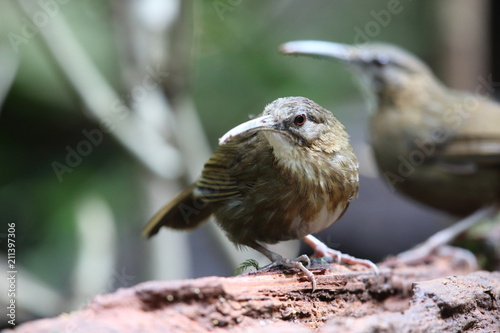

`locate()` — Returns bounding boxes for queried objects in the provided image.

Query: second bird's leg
[246,240,317,291]
[396,204,499,265]
[303,234,379,274]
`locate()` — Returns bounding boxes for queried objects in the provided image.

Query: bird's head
[219,96,351,159]
[280,41,440,105]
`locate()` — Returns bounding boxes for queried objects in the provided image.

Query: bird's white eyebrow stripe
[306,113,319,123]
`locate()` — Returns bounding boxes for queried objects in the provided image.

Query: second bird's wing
[439,95,500,169]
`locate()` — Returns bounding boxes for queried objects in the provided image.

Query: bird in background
[280,41,500,262]
[143,96,378,290]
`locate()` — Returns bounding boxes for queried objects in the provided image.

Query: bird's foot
[262,254,317,291]
[394,244,478,269]
[390,206,499,268]
[315,248,380,274]
[303,234,379,274]
[437,245,478,269]
[398,205,499,264]
[395,242,434,265]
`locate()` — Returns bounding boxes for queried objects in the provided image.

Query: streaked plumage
[144,96,375,289]
[280,41,500,261]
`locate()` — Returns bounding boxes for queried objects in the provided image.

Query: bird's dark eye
[294,114,306,126]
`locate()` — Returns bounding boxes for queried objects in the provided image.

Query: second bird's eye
[294,114,306,126]
[372,55,389,68]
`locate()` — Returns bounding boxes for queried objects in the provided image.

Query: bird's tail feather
[142,184,212,238]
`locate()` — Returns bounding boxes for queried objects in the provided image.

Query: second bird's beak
[219,115,277,145]
[279,40,360,64]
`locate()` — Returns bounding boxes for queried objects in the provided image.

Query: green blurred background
[0,0,495,326]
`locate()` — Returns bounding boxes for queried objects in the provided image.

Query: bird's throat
[264,131,311,177]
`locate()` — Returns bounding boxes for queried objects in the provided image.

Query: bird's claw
[263,255,317,291]
[314,248,379,274]
[395,244,478,270]
[304,234,379,274]
[295,254,311,267]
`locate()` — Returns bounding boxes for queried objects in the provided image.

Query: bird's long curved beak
[279,40,359,63]
[219,115,276,145]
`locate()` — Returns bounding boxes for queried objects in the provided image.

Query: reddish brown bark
[8,254,500,332]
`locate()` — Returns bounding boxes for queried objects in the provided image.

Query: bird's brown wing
[439,96,500,169]
[143,135,262,237]
[195,141,244,203]
[442,137,500,166]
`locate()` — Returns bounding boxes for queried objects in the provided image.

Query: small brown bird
[144,96,378,289]
[280,41,500,261]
